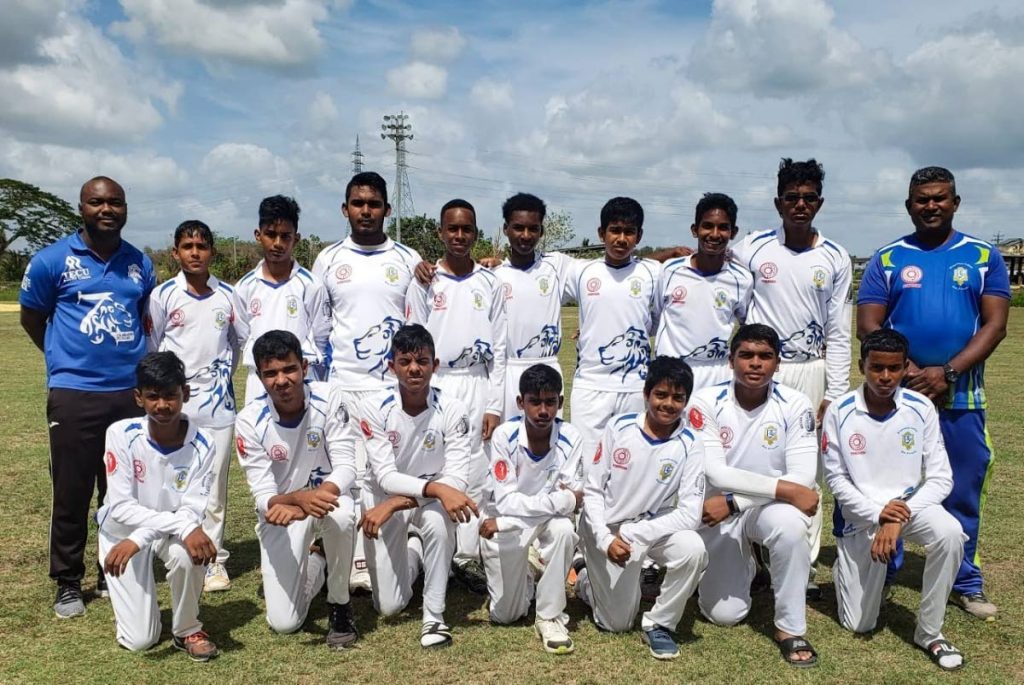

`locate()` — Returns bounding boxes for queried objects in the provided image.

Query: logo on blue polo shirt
[61,256,91,284]
[77,291,135,345]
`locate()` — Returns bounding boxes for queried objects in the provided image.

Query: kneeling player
[98,352,218,661]
[357,324,477,648]
[479,364,583,654]
[236,331,358,649]
[575,356,708,660]
[689,324,820,667]
[823,329,966,671]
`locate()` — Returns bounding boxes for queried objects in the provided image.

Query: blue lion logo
[197,358,235,417]
[449,339,494,368]
[355,316,402,379]
[307,466,330,488]
[780,322,824,360]
[685,337,729,362]
[599,326,650,381]
[516,324,560,358]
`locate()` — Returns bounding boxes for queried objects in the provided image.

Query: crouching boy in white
[823,329,966,671]
[235,331,359,650]
[356,324,477,649]
[689,324,821,668]
[479,364,583,654]
[98,351,219,661]
[575,356,708,661]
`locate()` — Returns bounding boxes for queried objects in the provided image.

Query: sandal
[420,621,453,649]
[923,639,964,671]
[776,636,818,668]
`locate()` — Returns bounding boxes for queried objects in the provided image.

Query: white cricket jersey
[235,381,356,515]
[732,228,852,401]
[494,252,574,364]
[312,237,422,390]
[358,387,472,499]
[566,258,661,393]
[406,262,508,415]
[582,412,705,553]
[689,381,817,511]
[97,416,214,549]
[654,257,753,364]
[233,260,328,370]
[822,386,953,536]
[148,272,239,428]
[486,417,583,528]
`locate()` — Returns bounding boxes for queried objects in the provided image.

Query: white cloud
[199,143,294,193]
[410,26,466,63]
[0,0,71,65]
[307,91,340,134]
[386,61,448,99]
[470,78,513,110]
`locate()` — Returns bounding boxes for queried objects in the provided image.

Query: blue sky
[2,0,1023,256]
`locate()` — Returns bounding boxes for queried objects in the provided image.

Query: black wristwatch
[943,363,961,385]
[725,493,739,516]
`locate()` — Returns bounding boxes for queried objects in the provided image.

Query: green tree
[539,210,576,252]
[0,179,79,260]
[294,234,326,270]
[388,215,443,262]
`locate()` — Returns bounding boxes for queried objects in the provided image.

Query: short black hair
[502,193,547,222]
[392,323,435,358]
[258,195,300,229]
[600,196,644,230]
[860,328,910,361]
[345,171,389,206]
[440,198,476,224]
[173,219,214,247]
[252,330,304,369]
[136,351,186,391]
[777,158,825,196]
[519,364,562,397]
[909,166,956,197]
[730,324,781,355]
[644,356,694,398]
[694,192,738,227]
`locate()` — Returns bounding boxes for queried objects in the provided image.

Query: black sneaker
[54,580,85,618]
[96,563,109,598]
[452,559,488,595]
[640,565,664,602]
[326,602,358,649]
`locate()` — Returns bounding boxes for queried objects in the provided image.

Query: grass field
[0,308,1021,685]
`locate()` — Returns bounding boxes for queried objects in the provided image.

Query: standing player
[574,357,707,660]
[857,166,1009,620]
[478,364,583,654]
[233,195,328,405]
[235,331,359,649]
[689,324,820,667]
[356,324,477,649]
[406,199,507,592]
[565,197,661,459]
[655,193,753,391]
[98,351,218,660]
[824,329,966,671]
[731,159,852,596]
[148,220,240,592]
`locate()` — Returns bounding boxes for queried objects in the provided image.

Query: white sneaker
[204,562,231,592]
[535,618,574,655]
[350,557,372,594]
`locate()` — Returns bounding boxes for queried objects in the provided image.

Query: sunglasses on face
[780,192,821,205]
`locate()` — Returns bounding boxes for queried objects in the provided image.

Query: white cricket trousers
[698,502,812,635]
[200,424,234,564]
[576,517,707,632]
[256,497,356,633]
[98,530,205,651]
[687,362,732,394]
[481,517,577,624]
[834,504,965,646]
[363,491,456,624]
[569,387,645,462]
[504,357,564,419]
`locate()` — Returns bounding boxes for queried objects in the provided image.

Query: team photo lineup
[18,158,1010,674]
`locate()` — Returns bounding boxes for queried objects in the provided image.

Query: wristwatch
[942,363,961,385]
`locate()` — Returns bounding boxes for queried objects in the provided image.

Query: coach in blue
[856,166,1009,621]
[20,176,156,619]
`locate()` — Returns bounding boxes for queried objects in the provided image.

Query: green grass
[0,310,1021,684]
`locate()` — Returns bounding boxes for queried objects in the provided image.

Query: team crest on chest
[537,276,551,296]
[713,289,729,309]
[128,263,143,285]
[214,309,229,329]
[173,467,189,491]
[763,423,779,448]
[384,265,400,284]
[628,278,643,298]
[657,460,675,483]
[306,430,322,450]
[286,296,299,317]
[811,267,827,291]
[950,264,970,290]
[899,428,916,454]
[472,289,486,310]
[423,430,437,450]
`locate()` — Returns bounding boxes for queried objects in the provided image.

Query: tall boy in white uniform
[406,199,507,591]
[356,324,478,649]
[148,219,241,592]
[575,356,708,660]
[235,330,359,649]
[689,324,821,667]
[823,328,966,671]
[98,351,219,661]
[479,364,583,654]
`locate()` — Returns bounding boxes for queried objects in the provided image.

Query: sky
[2,0,1023,257]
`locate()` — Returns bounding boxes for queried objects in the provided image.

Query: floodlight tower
[381,112,414,242]
[351,135,363,174]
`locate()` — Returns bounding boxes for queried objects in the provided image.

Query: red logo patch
[236,436,247,457]
[821,432,829,453]
[592,442,603,464]
[169,308,185,327]
[612,448,631,469]
[494,459,509,482]
[586,277,601,294]
[132,458,146,483]
[688,407,704,430]
[901,265,923,285]
[360,420,373,438]
[335,264,352,282]
[105,451,117,475]
[671,285,687,304]
[848,433,866,454]
[269,444,288,462]
[759,262,779,281]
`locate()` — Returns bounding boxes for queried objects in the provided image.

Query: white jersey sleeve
[324,385,358,493]
[821,399,884,530]
[582,424,616,553]
[235,408,284,515]
[358,395,430,499]
[823,255,853,402]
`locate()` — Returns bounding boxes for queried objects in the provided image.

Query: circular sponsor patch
[236,436,247,457]
[719,426,733,447]
[105,451,117,475]
[586,277,601,294]
[502,282,513,301]
[613,448,631,467]
[249,298,262,316]
[494,459,509,482]
[132,458,146,483]
[335,264,352,282]
[269,444,288,462]
[671,285,687,304]
[169,308,185,327]
[433,292,447,309]
[901,265,922,284]
[688,407,704,430]
[387,430,400,447]
[848,433,866,452]
[759,262,779,280]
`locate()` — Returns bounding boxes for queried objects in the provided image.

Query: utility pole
[381,112,414,242]
[351,135,363,174]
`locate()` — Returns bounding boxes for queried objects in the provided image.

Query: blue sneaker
[642,625,679,660]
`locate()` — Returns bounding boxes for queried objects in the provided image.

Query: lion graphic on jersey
[685,337,729,362]
[516,324,560,358]
[449,339,494,368]
[598,326,650,381]
[355,316,402,379]
[780,321,824,360]
[78,291,134,345]
[197,358,236,417]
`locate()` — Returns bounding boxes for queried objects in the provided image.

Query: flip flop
[776,636,818,668]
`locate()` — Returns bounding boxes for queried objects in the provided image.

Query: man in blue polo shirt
[20,176,156,618]
[857,166,1010,621]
